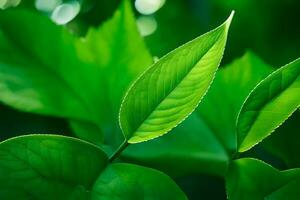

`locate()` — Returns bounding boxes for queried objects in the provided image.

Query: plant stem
[109,141,129,162]
[232,150,240,160]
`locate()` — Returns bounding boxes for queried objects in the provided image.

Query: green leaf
[0,135,187,199]
[226,158,300,200]
[0,9,90,121]
[121,52,272,177]
[237,58,300,152]
[0,0,153,152]
[122,113,228,176]
[73,0,153,150]
[119,11,234,143]
[263,110,300,168]
[198,51,273,154]
[265,176,300,200]
[92,163,188,200]
[0,134,108,199]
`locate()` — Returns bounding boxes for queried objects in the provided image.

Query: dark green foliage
[0,0,299,199]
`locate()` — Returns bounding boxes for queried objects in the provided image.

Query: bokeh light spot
[135,0,166,15]
[51,1,80,25]
[0,0,21,9]
[35,0,62,12]
[136,16,157,36]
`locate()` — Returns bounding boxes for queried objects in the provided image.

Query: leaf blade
[0,134,108,199]
[121,113,229,177]
[0,0,153,151]
[0,8,100,122]
[263,111,300,168]
[226,158,300,200]
[120,52,273,177]
[73,0,153,150]
[237,58,300,152]
[92,163,188,200]
[198,51,273,154]
[265,176,300,200]
[120,11,234,143]
[0,135,187,199]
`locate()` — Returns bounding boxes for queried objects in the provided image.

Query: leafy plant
[0,0,299,199]
[0,134,187,199]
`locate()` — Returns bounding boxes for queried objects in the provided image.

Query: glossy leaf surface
[237,58,300,152]
[198,51,273,154]
[0,135,187,199]
[0,135,108,199]
[122,52,272,176]
[120,11,234,143]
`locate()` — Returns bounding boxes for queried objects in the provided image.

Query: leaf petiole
[109,141,130,162]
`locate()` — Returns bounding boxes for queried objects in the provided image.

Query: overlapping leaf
[0,8,91,121]
[198,51,273,154]
[122,113,228,177]
[263,111,300,168]
[226,158,300,200]
[0,135,187,199]
[121,52,273,176]
[237,58,300,152]
[265,176,300,200]
[92,163,187,200]
[119,11,234,144]
[0,0,153,152]
[72,0,153,151]
[0,135,108,199]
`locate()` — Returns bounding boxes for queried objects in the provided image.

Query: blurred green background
[0,0,299,199]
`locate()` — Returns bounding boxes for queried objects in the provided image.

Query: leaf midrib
[130,30,223,137]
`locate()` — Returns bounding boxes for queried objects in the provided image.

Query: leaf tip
[225,10,235,29]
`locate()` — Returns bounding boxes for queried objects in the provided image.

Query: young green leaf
[198,51,273,154]
[226,158,300,200]
[119,11,234,143]
[121,52,272,177]
[0,135,187,199]
[237,58,300,152]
